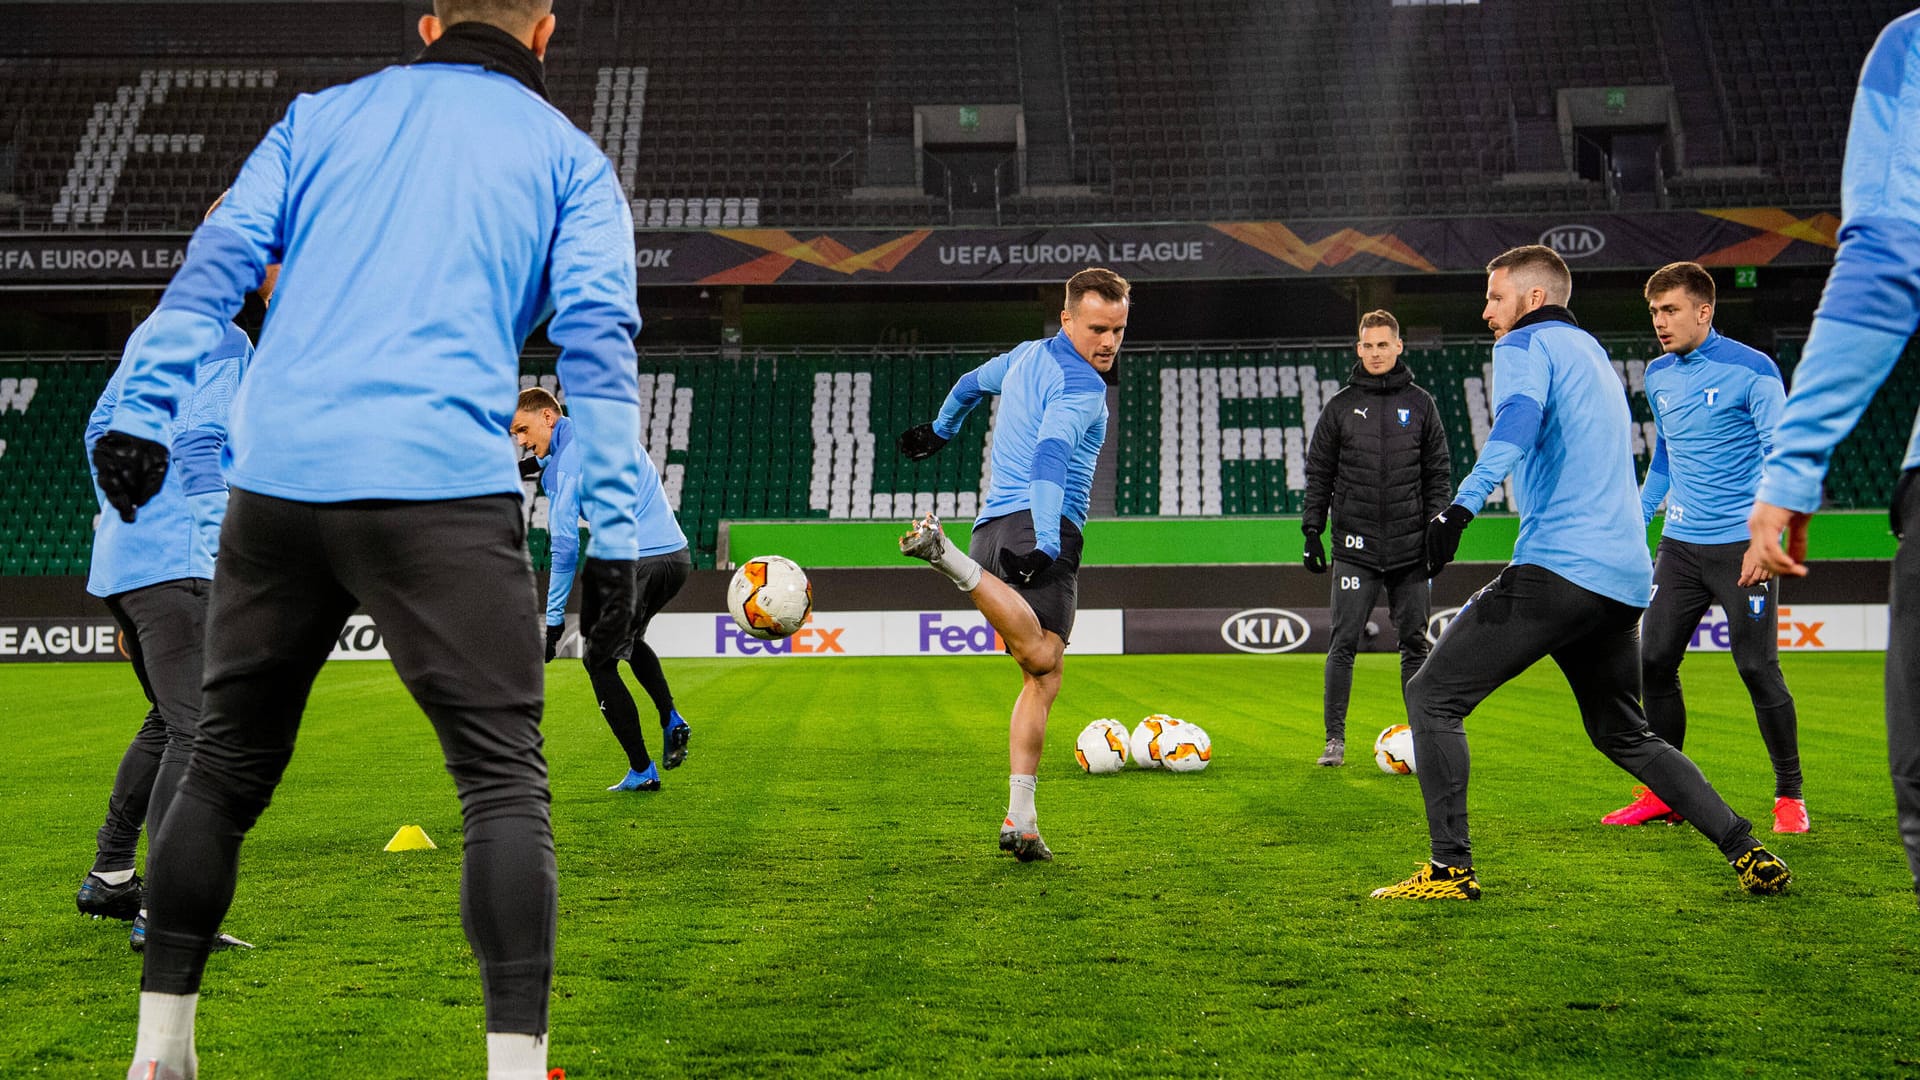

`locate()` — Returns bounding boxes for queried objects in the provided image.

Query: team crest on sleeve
[1747,593,1768,620]
[1396,408,1411,426]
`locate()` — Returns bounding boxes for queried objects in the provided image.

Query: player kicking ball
[897,268,1127,862]
[1371,245,1791,901]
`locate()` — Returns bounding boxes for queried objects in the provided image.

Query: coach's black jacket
[1300,360,1452,573]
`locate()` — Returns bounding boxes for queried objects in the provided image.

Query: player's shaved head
[1485,244,1572,306]
[434,0,552,32]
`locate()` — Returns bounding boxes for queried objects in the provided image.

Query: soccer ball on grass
[1129,714,1185,769]
[1374,723,1417,774]
[1074,719,1130,773]
[1160,724,1212,772]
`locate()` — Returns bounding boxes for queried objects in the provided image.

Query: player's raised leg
[901,510,1070,861]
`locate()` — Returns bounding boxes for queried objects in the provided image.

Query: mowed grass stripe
[3,654,1918,1078]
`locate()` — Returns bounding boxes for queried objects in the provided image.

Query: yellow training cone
[384,825,437,852]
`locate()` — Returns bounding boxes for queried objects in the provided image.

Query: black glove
[1895,469,1920,539]
[519,455,544,482]
[579,558,637,667]
[544,622,564,663]
[92,431,170,523]
[1303,530,1328,574]
[897,423,949,462]
[1424,504,1474,578]
[1000,546,1054,586]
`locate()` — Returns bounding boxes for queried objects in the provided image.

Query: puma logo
[1353,407,1369,419]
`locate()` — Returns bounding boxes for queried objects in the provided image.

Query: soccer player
[1749,9,1920,902]
[1370,244,1791,901]
[1300,309,1451,766]
[90,4,645,1078]
[895,267,1127,862]
[76,257,275,951]
[1604,262,1804,832]
[512,386,692,792]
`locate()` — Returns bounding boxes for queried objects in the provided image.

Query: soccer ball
[726,555,813,640]
[1129,714,1185,769]
[1160,724,1212,772]
[1374,724,1417,775]
[1074,719,1129,774]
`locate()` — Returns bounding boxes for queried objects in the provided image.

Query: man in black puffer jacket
[1301,310,1452,765]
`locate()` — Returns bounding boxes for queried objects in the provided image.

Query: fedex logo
[918,613,1004,654]
[713,615,846,656]
[1689,606,1826,650]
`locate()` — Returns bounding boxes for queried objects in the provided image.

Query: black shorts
[581,546,692,661]
[969,510,1084,644]
[634,547,693,635]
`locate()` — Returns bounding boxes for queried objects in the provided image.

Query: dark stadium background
[1,0,1909,618]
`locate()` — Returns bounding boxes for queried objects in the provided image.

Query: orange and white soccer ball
[1374,723,1417,775]
[726,554,813,640]
[1129,714,1184,769]
[1160,723,1212,772]
[1074,719,1129,774]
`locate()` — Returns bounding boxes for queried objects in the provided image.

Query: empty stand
[6,338,1910,577]
[0,0,1897,227]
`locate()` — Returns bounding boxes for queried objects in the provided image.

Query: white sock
[131,992,198,1079]
[932,543,983,591]
[1007,774,1038,832]
[487,1032,548,1080]
[95,867,137,886]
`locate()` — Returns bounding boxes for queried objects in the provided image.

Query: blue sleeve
[110,120,286,445]
[1747,367,1785,461]
[544,470,581,625]
[932,349,1016,440]
[1760,20,1920,511]
[1452,342,1547,514]
[1026,388,1106,557]
[177,342,247,560]
[85,366,125,508]
[188,490,226,565]
[1640,431,1670,524]
[548,155,644,561]
[175,344,246,498]
[1759,316,1912,511]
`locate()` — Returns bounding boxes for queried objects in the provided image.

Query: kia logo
[1538,225,1606,259]
[1220,608,1310,654]
[1426,606,1463,645]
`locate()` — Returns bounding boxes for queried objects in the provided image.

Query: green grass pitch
[5,653,1920,1078]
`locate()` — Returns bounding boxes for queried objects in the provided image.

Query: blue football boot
[662,711,691,770]
[608,762,661,792]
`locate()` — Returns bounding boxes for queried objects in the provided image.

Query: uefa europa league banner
[624,209,1839,286]
[0,210,1836,285]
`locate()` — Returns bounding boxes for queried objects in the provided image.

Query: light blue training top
[1453,308,1653,607]
[933,331,1108,558]
[103,61,647,559]
[1760,11,1920,512]
[86,317,252,597]
[539,414,686,625]
[1641,330,1786,544]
